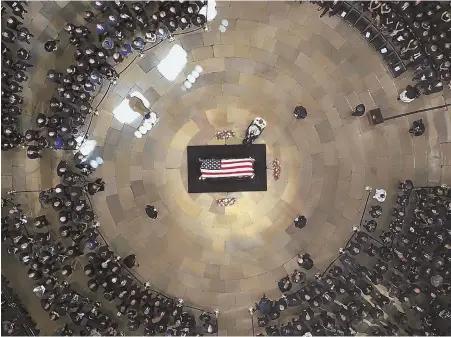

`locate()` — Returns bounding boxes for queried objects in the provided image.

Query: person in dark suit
[123,254,139,268]
[44,40,59,53]
[294,106,307,119]
[297,253,313,270]
[352,104,366,117]
[277,276,292,293]
[409,119,425,136]
[145,205,158,219]
[294,215,307,229]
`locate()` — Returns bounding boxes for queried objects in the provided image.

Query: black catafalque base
[187,144,267,193]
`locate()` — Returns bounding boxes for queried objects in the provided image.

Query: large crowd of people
[2,0,451,335]
[1,275,40,336]
[1,2,222,334]
[252,181,451,336]
[1,1,33,152]
[33,0,207,158]
[3,0,209,159]
[1,155,219,335]
[314,1,450,101]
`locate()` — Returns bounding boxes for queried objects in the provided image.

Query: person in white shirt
[373,188,387,202]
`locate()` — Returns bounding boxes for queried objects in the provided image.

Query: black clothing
[123,254,138,268]
[6,16,22,31]
[83,11,95,22]
[86,179,105,195]
[404,85,420,99]
[294,215,307,229]
[352,104,366,116]
[145,205,158,219]
[27,145,42,159]
[61,264,73,276]
[17,48,30,60]
[298,253,314,270]
[44,40,59,52]
[410,119,425,136]
[278,276,292,293]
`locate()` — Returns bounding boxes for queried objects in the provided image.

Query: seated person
[276,296,288,311]
[278,276,292,293]
[297,253,314,270]
[292,269,306,283]
[257,315,269,327]
[280,322,295,336]
[286,293,300,307]
[265,325,280,336]
[268,306,281,320]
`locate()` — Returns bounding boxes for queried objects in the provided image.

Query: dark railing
[384,103,451,121]
[334,2,407,78]
[250,185,415,335]
[84,193,220,333]
[1,275,40,336]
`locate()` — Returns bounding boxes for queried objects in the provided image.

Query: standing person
[145,205,158,219]
[26,145,42,159]
[294,106,307,119]
[85,178,105,195]
[398,84,420,103]
[373,188,387,202]
[352,104,366,117]
[123,254,139,268]
[44,40,59,52]
[409,119,425,136]
[256,294,273,314]
[294,215,307,229]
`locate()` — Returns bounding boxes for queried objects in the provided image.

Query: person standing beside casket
[243,118,266,146]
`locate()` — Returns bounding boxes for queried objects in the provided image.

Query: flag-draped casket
[199,158,255,180]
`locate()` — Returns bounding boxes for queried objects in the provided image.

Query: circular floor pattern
[2,1,451,335]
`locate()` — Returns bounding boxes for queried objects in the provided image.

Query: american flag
[200,158,255,180]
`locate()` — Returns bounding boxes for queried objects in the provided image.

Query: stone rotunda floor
[2,1,451,335]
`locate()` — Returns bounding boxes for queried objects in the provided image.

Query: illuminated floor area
[2,1,451,335]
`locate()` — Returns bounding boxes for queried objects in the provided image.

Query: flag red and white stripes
[200,158,255,179]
